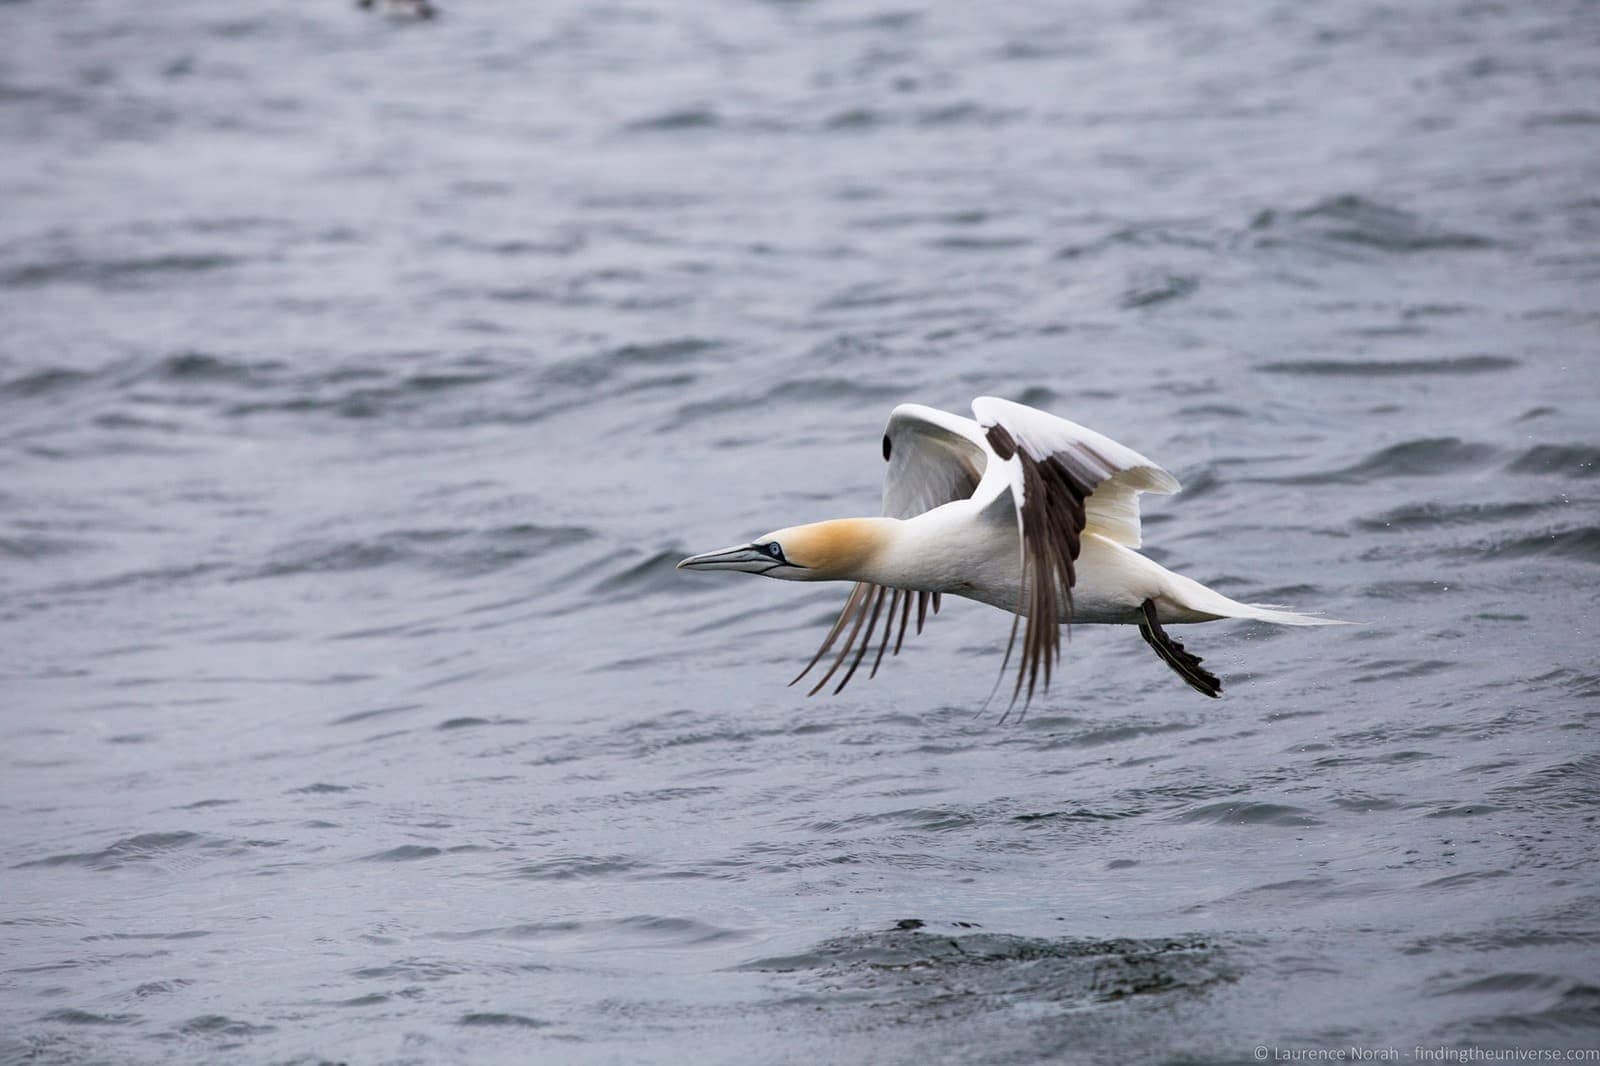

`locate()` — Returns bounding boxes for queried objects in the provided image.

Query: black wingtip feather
[795,583,939,697]
[986,423,1096,711]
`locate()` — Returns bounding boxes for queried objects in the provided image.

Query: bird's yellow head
[677,518,892,582]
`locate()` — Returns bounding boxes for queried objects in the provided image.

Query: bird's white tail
[1158,570,1349,626]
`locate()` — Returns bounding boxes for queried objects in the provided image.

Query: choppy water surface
[3,0,1598,1062]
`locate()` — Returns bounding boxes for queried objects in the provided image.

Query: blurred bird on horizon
[357,0,436,21]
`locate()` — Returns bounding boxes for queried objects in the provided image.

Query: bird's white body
[680,397,1344,699]
[844,501,1282,626]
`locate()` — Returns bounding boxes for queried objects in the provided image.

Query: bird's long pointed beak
[677,543,773,573]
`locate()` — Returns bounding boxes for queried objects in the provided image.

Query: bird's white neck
[782,503,994,591]
[870,502,999,592]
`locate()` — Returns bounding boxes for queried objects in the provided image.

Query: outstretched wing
[791,404,990,696]
[972,395,1180,705]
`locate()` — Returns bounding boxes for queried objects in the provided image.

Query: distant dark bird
[680,397,1346,702]
[357,0,436,20]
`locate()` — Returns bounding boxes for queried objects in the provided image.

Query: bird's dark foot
[1138,599,1222,698]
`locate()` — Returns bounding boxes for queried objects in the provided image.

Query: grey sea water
[3,1,1598,1062]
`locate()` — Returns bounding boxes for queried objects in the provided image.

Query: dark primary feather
[984,422,1115,708]
[791,584,939,695]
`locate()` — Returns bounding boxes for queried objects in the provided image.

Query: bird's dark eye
[766,542,784,559]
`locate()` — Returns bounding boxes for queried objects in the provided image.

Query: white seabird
[679,397,1345,701]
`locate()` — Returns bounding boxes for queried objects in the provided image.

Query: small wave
[1118,269,1198,309]
[824,107,883,130]
[1525,110,1600,128]
[458,1012,549,1028]
[14,831,205,870]
[361,845,444,862]
[503,854,644,880]
[1351,658,1456,683]
[814,283,936,312]
[82,929,210,942]
[1036,721,1197,750]
[1356,500,1550,531]
[0,367,93,398]
[608,915,747,946]
[205,350,523,422]
[1491,754,1600,811]
[800,807,979,833]
[133,979,192,997]
[1506,443,1600,478]
[1424,803,1500,818]
[1171,802,1320,827]
[0,252,242,289]
[854,208,996,232]
[153,350,283,384]
[178,1014,273,1036]
[1187,877,1389,914]
[1276,437,1496,484]
[928,234,1034,251]
[536,337,719,394]
[663,375,901,431]
[823,102,1018,133]
[1014,807,1142,823]
[1458,981,1600,1039]
[1250,195,1496,255]
[998,38,1090,61]
[330,703,423,726]
[1418,870,1513,890]
[605,337,722,367]
[589,548,699,601]
[249,539,406,577]
[1433,971,1574,996]
[1475,527,1600,564]
[330,993,392,1007]
[816,9,922,32]
[1056,221,1217,261]
[685,598,818,636]
[0,532,95,559]
[89,411,183,434]
[915,102,1019,127]
[436,914,743,951]
[1409,924,1600,955]
[624,106,722,132]
[351,958,471,982]
[34,562,224,600]
[248,524,593,581]
[430,921,584,943]
[1345,437,1497,478]
[1257,355,1517,376]
[39,1009,140,1026]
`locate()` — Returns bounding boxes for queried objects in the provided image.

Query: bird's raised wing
[791,404,990,696]
[971,395,1180,705]
[880,403,988,519]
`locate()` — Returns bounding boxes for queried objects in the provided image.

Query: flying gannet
[679,397,1342,702]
